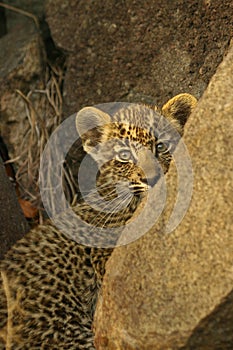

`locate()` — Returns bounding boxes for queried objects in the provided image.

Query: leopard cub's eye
[118,149,132,161]
[156,142,169,153]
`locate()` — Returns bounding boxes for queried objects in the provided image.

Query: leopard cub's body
[0,94,196,349]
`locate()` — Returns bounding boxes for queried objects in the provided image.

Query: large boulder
[93,43,233,349]
[46,0,233,116]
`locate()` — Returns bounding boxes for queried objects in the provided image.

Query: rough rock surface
[93,43,233,349]
[46,0,233,116]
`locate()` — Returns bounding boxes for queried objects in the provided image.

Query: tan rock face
[94,44,233,349]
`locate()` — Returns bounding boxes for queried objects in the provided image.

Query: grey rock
[46,0,233,116]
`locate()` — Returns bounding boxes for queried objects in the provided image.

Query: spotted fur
[0,93,196,349]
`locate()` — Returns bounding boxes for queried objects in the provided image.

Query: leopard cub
[0,93,196,349]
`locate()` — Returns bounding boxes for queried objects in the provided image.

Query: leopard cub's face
[76,94,197,205]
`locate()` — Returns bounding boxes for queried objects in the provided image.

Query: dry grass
[0,3,81,224]
[0,2,39,29]
[13,63,65,224]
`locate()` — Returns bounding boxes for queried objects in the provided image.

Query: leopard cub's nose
[141,176,159,188]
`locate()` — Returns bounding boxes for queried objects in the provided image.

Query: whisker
[103,193,132,228]
[90,191,132,230]
[80,183,129,205]
[77,182,116,196]
[87,190,132,230]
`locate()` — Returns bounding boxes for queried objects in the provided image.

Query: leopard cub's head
[76,93,197,204]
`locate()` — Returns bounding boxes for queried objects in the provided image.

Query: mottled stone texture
[93,44,233,349]
[46,0,233,116]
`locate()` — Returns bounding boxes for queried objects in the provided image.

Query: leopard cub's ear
[76,107,111,153]
[162,93,197,129]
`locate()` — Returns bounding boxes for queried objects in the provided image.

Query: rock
[93,41,233,349]
[0,157,29,260]
[46,0,233,116]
